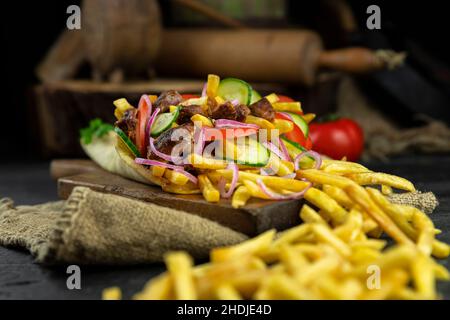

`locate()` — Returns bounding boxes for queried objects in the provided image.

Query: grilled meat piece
[207,97,250,121]
[210,101,237,120]
[154,90,183,113]
[249,98,275,121]
[148,123,195,160]
[177,105,206,124]
[115,108,137,143]
[235,104,251,122]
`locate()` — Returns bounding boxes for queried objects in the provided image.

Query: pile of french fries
[103,159,450,300]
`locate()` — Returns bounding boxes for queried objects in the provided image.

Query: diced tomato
[277,95,295,102]
[275,112,310,148]
[181,94,200,100]
[203,127,258,141]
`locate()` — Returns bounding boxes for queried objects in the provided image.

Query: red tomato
[136,98,151,156]
[274,112,310,149]
[277,95,295,102]
[309,118,364,161]
[203,128,258,141]
[181,94,200,100]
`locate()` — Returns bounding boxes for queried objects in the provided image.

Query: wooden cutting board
[55,160,302,236]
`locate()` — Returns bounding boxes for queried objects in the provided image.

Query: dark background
[1,0,449,160]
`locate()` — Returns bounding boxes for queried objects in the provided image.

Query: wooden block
[58,170,302,236]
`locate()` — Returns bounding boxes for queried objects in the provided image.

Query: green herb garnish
[80,118,114,145]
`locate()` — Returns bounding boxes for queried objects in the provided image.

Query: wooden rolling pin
[156,29,388,86]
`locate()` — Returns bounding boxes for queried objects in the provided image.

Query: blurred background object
[1,0,450,160]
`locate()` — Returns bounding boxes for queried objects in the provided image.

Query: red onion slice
[278,112,294,122]
[214,119,259,130]
[134,158,198,185]
[201,83,207,97]
[218,163,239,198]
[260,167,276,176]
[294,150,322,171]
[257,179,312,200]
[149,137,176,162]
[278,137,291,161]
[230,99,240,106]
[194,127,205,155]
[262,142,284,160]
[282,173,297,179]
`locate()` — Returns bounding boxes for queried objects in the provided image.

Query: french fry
[232,186,251,208]
[214,169,310,192]
[215,96,225,105]
[151,165,166,178]
[304,188,348,225]
[245,115,275,129]
[346,172,416,192]
[272,119,294,134]
[206,74,220,97]
[198,175,220,203]
[102,287,122,300]
[295,255,341,286]
[243,180,271,200]
[164,169,189,186]
[322,162,371,175]
[265,93,279,104]
[345,185,414,246]
[300,204,327,225]
[215,284,242,300]
[191,114,214,127]
[162,182,201,195]
[412,254,436,299]
[266,153,294,177]
[189,154,228,170]
[211,230,276,263]
[113,98,133,120]
[298,169,355,189]
[302,113,316,124]
[134,273,172,300]
[264,274,310,300]
[279,245,309,275]
[367,188,417,238]
[164,252,197,300]
[411,208,435,256]
[273,224,311,248]
[322,184,354,209]
[332,209,363,243]
[312,224,352,257]
[272,102,302,113]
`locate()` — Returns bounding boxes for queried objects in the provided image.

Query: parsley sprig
[80,118,114,145]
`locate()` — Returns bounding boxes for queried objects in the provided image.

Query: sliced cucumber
[114,127,141,157]
[151,107,180,137]
[281,136,314,168]
[217,78,252,105]
[250,89,262,104]
[220,137,269,167]
[286,112,309,137]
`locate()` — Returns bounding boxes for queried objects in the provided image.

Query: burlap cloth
[0,186,438,265]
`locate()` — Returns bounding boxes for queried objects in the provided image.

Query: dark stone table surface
[0,155,449,300]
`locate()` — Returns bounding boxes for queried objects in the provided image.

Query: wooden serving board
[56,160,303,236]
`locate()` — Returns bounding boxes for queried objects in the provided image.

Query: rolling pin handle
[317,47,406,74]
